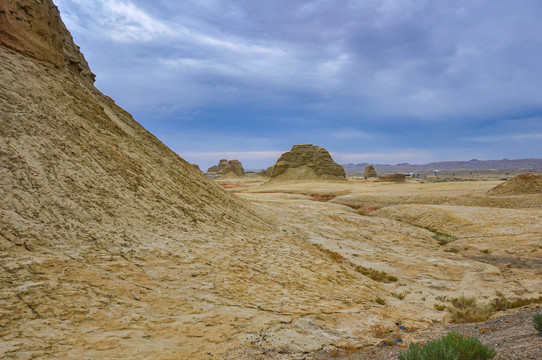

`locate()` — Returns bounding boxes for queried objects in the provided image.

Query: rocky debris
[365,164,378,179]
[207,158,228,173]
[310,306,542,360]
[221,159,245,178]
[269,144,346,181]
[379,174,406,183]
[488,173,542,195]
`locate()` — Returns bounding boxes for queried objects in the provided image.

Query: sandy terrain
[215,177,542,358]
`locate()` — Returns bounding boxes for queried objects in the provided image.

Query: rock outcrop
[207,158,228,173]
[269,144,346,181]
[488,173,542,195]
[221,159,245,178]
[379,174,406,183]
[364,164,377,179]
[0,0,95,82]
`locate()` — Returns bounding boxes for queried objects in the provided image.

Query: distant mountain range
[342,158,542,174]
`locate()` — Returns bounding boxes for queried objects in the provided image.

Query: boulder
[269,144,346,181]
[364,164,377,179]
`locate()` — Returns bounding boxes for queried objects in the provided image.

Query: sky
[55,0,542,170]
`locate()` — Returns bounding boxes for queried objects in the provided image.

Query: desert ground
[212,176,542,358]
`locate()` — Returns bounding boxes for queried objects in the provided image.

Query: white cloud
[60,0,173,42]
[100,0,173,42]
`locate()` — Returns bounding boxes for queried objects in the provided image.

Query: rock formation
[488,173,542,195]
[221,159,245,178]
[269,144,346,181]
[191,163,202,172]
[379,173,406,183]
[364,164,377,179]
[207,158,228,173]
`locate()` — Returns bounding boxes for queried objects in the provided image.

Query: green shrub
[398,332,496,360]
[534,314,542,334]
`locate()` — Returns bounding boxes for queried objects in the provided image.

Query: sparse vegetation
[448,296,493,323]
[375,297,386,305]
[443,293,542,323]
[355,265,398,283]
[491,292,542,311]
[533,314,542,334]
[371,324,390,338]
[405,224,460,245]
[434,303,446,311]
[313,244,346,263]
[444,247,460,253]
[313,244,399,283]
[391,292,406,300]
[432,234,458,245]
[398,332,497,360]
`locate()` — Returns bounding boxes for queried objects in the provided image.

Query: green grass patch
[398,332,496,360]
[534,314,542,334]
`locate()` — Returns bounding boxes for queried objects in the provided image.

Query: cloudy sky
[55,0,542,170]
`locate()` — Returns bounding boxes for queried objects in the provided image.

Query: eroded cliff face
[0,0,94,82]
